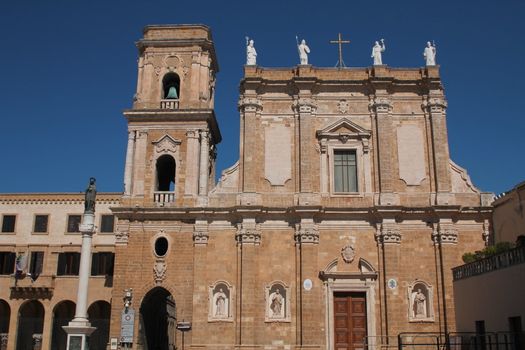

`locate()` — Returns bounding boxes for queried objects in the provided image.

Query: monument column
[63,178,97,350]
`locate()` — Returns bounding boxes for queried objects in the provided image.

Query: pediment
[152,134,182,154]
[316,118,371,140]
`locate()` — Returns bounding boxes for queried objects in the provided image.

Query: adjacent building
[0,24,494,350]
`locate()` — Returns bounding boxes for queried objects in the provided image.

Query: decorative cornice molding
[238,97,263,112]
[294,223,319,244]
[369,96,393,113]
[375,224,401,244]
[293,97,318,113]
[236,223,261,245]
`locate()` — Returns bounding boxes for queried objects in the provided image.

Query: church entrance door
[138,287,176,350]
[334,292,367,350]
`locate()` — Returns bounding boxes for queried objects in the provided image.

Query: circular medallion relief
[303,279,313,291]
[154,237,169,257]
[341,245,355,263]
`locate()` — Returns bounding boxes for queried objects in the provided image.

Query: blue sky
[0,0,523,195]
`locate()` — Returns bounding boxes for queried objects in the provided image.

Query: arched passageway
[87,301,111,350]
[51,300,75,350]
[138,287,176,350]
[16,300,44,350]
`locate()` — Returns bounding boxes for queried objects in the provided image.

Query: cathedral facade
[0,24,493,350]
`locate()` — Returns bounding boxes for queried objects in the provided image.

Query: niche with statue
[407,280,434,322]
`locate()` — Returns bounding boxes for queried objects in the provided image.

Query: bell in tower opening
[163,73,180,99]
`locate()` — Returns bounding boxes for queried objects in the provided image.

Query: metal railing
[397,332,524,350]
[452,246,525,281]
[160,99,179,110]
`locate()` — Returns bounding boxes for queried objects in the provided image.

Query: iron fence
[396,332,524,350]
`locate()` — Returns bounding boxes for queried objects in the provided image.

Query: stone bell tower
[122,25,221,207]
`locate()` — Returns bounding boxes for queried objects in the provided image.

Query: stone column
[198,130,210,197]
[123,130,136,196]
[375,220,402,337]
[294,219,322,346]
[238,97,263,196]
[423,96,452,205]
[185,130,200,197]
[370,96,397,205]
[63,211,96,348]
[235,219,260,346]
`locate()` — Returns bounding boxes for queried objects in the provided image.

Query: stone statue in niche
[245,37,257,65]
[211,284,230,319]
[413,289,426,318]
[270,289,283,317]
[215,288,227,317]
[423,41,437,66]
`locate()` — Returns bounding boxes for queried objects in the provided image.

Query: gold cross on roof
[330,33,350,68]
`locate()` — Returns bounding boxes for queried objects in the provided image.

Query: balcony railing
[452,245,525,281]
[160,99,179,110]
[154,191,175,204]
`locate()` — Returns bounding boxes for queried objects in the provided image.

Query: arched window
[156,155,176,192]
[162,73,180,100]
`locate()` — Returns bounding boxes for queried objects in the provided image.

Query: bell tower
[122,25,221,207]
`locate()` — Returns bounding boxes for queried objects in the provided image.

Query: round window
[154,237,169,256]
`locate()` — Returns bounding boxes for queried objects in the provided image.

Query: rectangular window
[91,252,115,276]
[334,150,357,193]
[1,215,16,233]
[33,215,49,233]
[29,251,44,279]
[67,215,81,233]
[57,252,81,276]
[0,252,16,275]
[100,215,115,233]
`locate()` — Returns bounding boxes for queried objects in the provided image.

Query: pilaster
[293,96,318,196]
[191,220,209,344]
[198,130,210,198]
[235,219,260,346]
[423,95,452,204]
[294,219,322,346]
[370,96,398,205]
[185,130,200,197]
[238,97,263,195]
[131,130,148,198]
[123,130,136,196]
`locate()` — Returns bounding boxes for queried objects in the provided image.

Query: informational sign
[68,335,83,350]
[303,279,313,291]
[120,308,135,344]
[110,338,118,350]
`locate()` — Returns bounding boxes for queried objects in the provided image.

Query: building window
[100,215,115,233]
[334,150,357,193]
[67,215,82,233]
[57,252,81,276]
[0,252,16,275]
[162,72,180,100]
[91,252,115,276]
[34,215,49,233]
[1,215,16,233]
[29,251,44,279]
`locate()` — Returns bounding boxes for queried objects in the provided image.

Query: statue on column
[84,177,97,214]
[246,37,257,65]
[423,41,437,66]
[297,37,311,65]
[371,39,385,65]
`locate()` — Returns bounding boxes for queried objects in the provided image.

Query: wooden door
[334,292,367,350]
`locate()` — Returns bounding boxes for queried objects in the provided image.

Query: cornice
[0,192,122,205]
